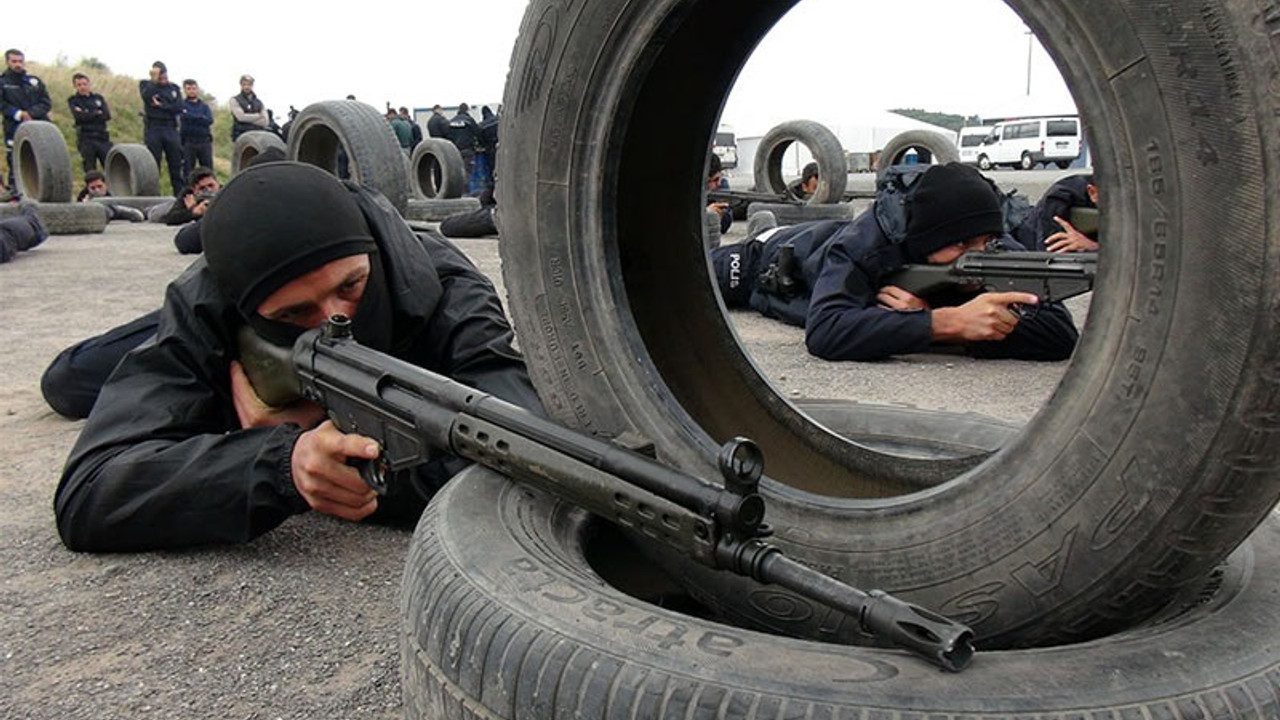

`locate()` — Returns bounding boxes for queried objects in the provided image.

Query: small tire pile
[746,119,857,225]
[6,121,110,234]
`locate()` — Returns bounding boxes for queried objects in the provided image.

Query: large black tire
[12,121,72,203]
[409,138,466,199]
[104,144,160,197]
[230,131,286,175]
[402,464,1280,719]
[750,120,847,204]
[874,129,961,171]
[286,100,410,214]
[496,0,1280,648]
[0,201,109,235]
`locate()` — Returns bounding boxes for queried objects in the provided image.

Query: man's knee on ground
[41,347,99,419]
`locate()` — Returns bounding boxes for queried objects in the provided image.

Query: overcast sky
[18,0,1075,136]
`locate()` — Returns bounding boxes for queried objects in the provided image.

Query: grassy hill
[28,59,241,191]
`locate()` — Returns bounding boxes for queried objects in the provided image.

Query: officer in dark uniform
[51,162,544,552]
[474,105,500,192]
[67,73,112,173]
[179,79,214,179]
[447,103,480,182]
[0,49,52,195]
[710,163,1079,362]
[1012,173,1099,253]
[427,104,449,139]
[139,61,185,196]
[804,163,1079,362]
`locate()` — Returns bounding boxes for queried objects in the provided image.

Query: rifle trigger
[1011,302,1040,321]
[349,456,389,496]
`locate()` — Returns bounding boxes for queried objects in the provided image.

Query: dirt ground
[0,216,1082,718]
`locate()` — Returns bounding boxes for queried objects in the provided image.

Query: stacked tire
[401,0,1280,716]
[747,119,859,225]
[8,121,110,234]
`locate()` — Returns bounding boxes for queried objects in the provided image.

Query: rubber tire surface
[703,209,721,250]
[231,131,286,175]
[104,144,160,197]
[790,399,1018,460]
[0,201,109,235]
[496,0,1280,649]
[403,197,481,222]
[874,129,961,171]
[750,119,847,204]
[409,138,467,199]
[287,100,410,214]
[1020,152,1036,170]
[745,200,862,226]
[13,121,73,203]
[402,465,1280,720]
[88,195,172,212]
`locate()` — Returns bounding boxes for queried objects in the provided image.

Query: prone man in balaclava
[54,161,544,553]
[804,162,1080,362]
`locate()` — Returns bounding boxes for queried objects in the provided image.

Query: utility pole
[1025,30,1034,96]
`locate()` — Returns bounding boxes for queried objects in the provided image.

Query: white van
[713,126,738,169]
[973,117,1082,170]
[956,126,995,166]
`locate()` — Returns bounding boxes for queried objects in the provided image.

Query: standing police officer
[427,104,449,139]
[179,79,214,180]
[67,73,112,173]
[447,103,480,183]
[139,61,185,196]
[1,49,51,197]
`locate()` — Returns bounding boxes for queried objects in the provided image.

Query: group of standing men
[3,49,274,200]
[424,102,499,194]
[138,62,271,196]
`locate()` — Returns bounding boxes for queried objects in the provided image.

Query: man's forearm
[56,427,307,552]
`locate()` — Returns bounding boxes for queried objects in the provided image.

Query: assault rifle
[238,316,975,671]
[882,250,1097,309]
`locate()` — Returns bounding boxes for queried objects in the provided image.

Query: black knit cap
[201,162,377,318]
[902,163,1004,259]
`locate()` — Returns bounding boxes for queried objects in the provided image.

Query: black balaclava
[902,163,1004,261]
[202,162,382,346]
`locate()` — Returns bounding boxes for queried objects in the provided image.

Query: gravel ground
[0,195,1086,718]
